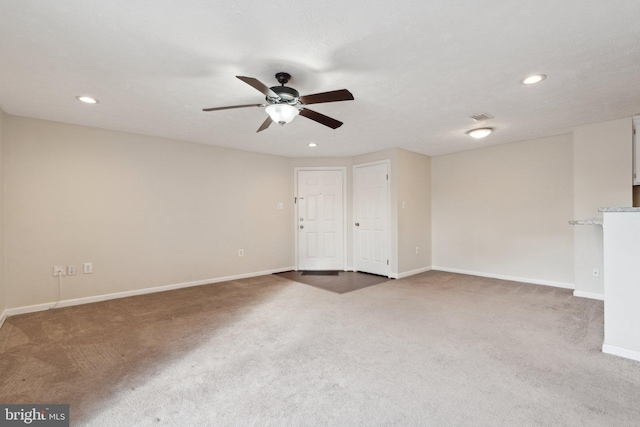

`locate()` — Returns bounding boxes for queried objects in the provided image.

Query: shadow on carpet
[275,271,390,294]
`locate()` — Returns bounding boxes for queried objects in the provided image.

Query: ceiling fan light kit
[265,103,299,125]
[203,72,354,132]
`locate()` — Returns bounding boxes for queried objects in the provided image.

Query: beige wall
[4,115,294,308]
[3,111,631,312]
[0,111,5,319]
[397,149,431,274]
[573,118,633,297]
[432,134,574,287]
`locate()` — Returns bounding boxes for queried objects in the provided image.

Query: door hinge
[294,197,297,204]
[386,259,389,265]
[386,174,388,180]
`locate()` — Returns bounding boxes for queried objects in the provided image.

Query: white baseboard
[0,309,7,329]
[391,266,432,280]
[602,344,640,363]
[4,302,54,317]
[2,267,294,321]
[573,290,604,301]
[431,266,574,290]
[348,268,396,279]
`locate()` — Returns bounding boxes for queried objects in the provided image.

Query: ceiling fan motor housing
[268,85,299,105]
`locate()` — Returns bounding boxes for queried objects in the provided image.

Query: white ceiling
[1,1,640,158]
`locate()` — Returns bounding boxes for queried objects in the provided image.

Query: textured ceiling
[1,1,640,158]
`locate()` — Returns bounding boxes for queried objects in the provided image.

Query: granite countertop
[569,219,603,226]
[598,207,640,212]
[570,207,640,225]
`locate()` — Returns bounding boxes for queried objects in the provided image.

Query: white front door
[354,162,389,276]
[296,169,345,271]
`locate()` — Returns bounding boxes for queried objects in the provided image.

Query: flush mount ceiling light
[308,142,318,147]
[466,127,494,139]
[76,96,99,104]
[522,74,546,85]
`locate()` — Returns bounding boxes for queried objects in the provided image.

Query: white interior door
[297,169,345,271]
[354,162,389,276]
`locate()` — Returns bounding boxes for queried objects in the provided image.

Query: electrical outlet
[238,249,244,257]
[67,265,76,276]
[592,267,600,278]
[84,262,93,274]
[415,246,419,254]
[277,202,283,210]
[53,266,65,277]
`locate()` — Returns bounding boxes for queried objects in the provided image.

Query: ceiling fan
[202,72,354,132]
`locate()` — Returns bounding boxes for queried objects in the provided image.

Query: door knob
[299,225,304,229]
[355,222,360,226]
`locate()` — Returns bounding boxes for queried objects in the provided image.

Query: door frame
[352,160,391,277]
[294,167,348,271]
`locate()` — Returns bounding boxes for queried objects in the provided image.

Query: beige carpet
[1,271,640,426]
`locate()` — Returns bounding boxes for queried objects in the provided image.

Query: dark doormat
[301,270,340,276]
[275,271,390,294]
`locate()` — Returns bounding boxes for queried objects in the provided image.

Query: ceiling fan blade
[299,89,354,105]
[256,116,273,133]
[202,104,263,112]
[236,76,280,99]
[299,108,343,129]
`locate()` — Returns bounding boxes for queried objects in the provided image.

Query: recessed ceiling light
[76,96,99,104]
[308,143,318,147]
[522,74,546,85]
[466,128,494,139]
